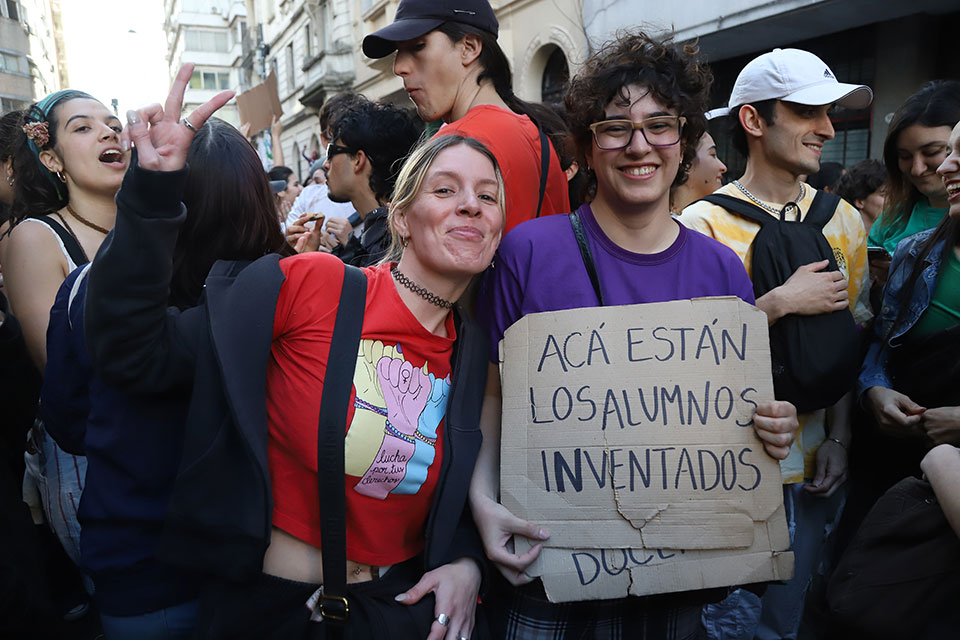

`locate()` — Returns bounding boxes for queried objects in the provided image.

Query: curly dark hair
[332,100,424,203]
[564,31,713,201]
[834,159,887,207]
[318,92,368,141]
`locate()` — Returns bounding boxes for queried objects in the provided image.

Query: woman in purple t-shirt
[469,32,801,639]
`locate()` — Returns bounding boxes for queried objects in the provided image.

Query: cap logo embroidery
[453,9,477,14]
[823,69,834,79]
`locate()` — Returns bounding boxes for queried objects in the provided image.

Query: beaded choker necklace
[391,265,454,310]
[732,180,805,217]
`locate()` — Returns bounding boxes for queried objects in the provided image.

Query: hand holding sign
[471,493,549,585]
[752,400,798,459]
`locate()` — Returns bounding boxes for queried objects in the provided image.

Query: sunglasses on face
[326,142,358,159]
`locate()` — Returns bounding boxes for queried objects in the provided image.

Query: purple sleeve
[476,246,527,364]
[733,262,756,305]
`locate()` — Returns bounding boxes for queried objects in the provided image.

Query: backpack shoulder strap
[700,194,773,227]
[28,214,89,266]
[535,126,550,218]
[568,211,604,306]
[316,264,367,627]
[802,190,842,230]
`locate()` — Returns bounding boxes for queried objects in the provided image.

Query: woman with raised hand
[85,65,500,639]
[41,109,292,638]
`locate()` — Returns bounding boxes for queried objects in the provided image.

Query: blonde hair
[384,134,506,262]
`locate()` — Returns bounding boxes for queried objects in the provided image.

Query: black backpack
[701,191,860,413]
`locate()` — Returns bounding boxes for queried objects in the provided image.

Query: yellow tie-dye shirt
[681,183,871,483]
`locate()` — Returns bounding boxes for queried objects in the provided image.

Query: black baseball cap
[362,0,499,59]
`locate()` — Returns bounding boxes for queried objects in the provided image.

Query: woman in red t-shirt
[105,66,506,640]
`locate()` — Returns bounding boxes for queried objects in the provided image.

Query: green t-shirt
[868,199,946,256]
[909,246,960,337]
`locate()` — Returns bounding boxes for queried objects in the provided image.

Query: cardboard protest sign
[499,297,793,601]
[236,70,283,135]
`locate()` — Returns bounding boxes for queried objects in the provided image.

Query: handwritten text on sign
[499,298,791,600]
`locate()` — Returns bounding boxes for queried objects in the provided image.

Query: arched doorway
[541,46,569,106]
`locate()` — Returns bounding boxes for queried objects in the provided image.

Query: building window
[0,52,25,73]
[2,0,21,21]
[184,29,230,53]
[1,96,28,112]
[540,47,569,105]
[189,70,231,90]
[319,1,331,50]
[305,23,312,59]
[286,43,295,92]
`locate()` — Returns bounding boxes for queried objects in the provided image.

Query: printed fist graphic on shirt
[354,356,430,499]
[393,373,451,495]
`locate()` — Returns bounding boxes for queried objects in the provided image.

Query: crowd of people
[1,0,959,638]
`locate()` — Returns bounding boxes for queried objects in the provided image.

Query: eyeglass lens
[593,117,682,149]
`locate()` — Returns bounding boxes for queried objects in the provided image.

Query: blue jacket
[858,228,945,398]
[41,266,200,616]
[85,164,489,584]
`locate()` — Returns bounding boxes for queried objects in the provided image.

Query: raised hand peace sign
[121,63,234,173]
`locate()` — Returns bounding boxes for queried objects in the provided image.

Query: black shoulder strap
[535,126,550,218]
[30,214,89,266]
[316,264,367,627]
[700,194,773,227]
[568,211,604,306]
[802,190,841,230]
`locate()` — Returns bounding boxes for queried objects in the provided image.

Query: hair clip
[22,121,50,147]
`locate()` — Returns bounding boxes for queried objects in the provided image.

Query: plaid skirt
[484,572,711,640]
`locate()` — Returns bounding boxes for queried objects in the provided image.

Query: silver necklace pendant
[732,180,805,218]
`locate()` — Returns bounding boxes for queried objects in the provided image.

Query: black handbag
[827,476,960,638]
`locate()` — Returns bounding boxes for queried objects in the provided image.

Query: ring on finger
[436,613,450,627]
[458,635,470,640]
[182,118,198,133]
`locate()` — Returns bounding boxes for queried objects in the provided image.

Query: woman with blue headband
[2,90,127,612]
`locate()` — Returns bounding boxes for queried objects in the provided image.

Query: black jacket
[332,205,390,267]
[86,165,489,582]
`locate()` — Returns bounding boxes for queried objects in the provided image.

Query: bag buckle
[318,594,350,622]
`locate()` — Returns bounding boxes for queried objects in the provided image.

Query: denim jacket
[858,228,945,399]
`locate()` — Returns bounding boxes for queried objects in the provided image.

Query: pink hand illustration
[354,356,430,499]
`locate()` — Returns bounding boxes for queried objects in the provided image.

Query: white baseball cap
[712,48,873,116]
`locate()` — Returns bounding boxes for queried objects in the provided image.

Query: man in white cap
[681,48,873,638]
